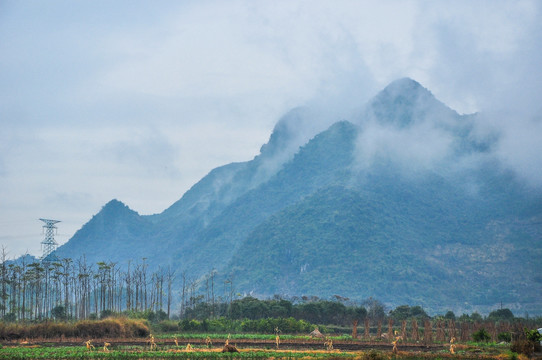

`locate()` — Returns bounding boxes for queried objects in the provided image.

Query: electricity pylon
[39,218,60,261]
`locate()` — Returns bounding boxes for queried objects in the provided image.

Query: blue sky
[1,0,541,258]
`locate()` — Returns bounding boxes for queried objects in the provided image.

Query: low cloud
[101,129,180,179]
[354,120,455,174]
[483,112,542,188]
[416,1,542,187]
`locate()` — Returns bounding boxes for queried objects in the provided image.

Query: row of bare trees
[0,247,176,322]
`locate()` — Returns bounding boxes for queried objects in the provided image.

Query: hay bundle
[310,328,324,338]
[221,344,239,353]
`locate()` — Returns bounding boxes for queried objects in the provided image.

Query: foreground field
[1,336,536,360]
[0,346,525,360]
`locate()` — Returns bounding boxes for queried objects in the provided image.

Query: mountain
[53,78,542,314]
[365,77,457,127]
[55,199,156,264]
[228,169,541,308]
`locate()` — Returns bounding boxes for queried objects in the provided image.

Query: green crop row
[0,345,519,359]
[157,333,356,342]
[159,333,311,340]
[0,346,354,359]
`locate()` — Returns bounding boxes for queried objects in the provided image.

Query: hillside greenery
[21,78,542,315]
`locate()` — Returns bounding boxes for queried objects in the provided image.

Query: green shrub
[487,308,514,321]
[524,328,542,353]
[3,312,16,322]
[100,309,114,319]
[472,328,491,342]
[51,305,67,321]
[525,328,542,343]
[147,310,168,323]
[179,319,203,332]
[239,317,314,334]
[498,332,512,342]
[157,320,180,333]
[176,317,318,334]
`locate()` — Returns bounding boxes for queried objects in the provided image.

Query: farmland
[0,298,540,358]
[0,333,536,359]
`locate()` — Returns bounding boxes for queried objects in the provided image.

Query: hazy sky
[1,0,541,258]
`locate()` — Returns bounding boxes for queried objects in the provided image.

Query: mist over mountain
[53,78,542,315]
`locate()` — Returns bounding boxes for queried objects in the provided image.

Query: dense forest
[0,251,537,330]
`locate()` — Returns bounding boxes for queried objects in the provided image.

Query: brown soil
[1,337,445,352]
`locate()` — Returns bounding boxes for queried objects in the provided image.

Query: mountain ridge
[52,78,542,314]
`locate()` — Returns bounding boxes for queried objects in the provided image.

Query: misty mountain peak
[50,79,542,315]
[259,107,310,158]
[380,77,434,104]
[103,199,128,210]
[98,199,139,220]
[386,77,424,91]
[365,78,456,128]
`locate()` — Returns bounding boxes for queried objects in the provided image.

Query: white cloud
[354,117,455,176]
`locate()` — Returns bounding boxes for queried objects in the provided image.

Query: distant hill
[53,78,542,314]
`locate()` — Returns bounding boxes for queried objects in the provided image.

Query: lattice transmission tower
[40,218,60,261]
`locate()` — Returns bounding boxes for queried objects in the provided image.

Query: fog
[1,0,540,257]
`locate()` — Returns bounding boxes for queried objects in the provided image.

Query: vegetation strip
[0,346,524,359]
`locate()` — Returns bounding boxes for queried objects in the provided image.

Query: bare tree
[180,271,186,318]
[125,260,132,312]
[166,266,175,319]
[0,246,8,317]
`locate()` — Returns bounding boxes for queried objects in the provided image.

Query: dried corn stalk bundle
[487,321,497,341]
[460,322,470,342]
[352,319,358,339]
[324,337,333,351]
[85,340,94,351]
[387,318,394,340]
[424,320,432,344]
[448,319,456,340]
[148,334,157,350]
[392,332,403,354]
[450,337,456,354]
[411,318,419,341]
[436,320,446,342]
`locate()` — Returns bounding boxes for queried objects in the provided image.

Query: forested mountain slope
[53,78,542,314]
